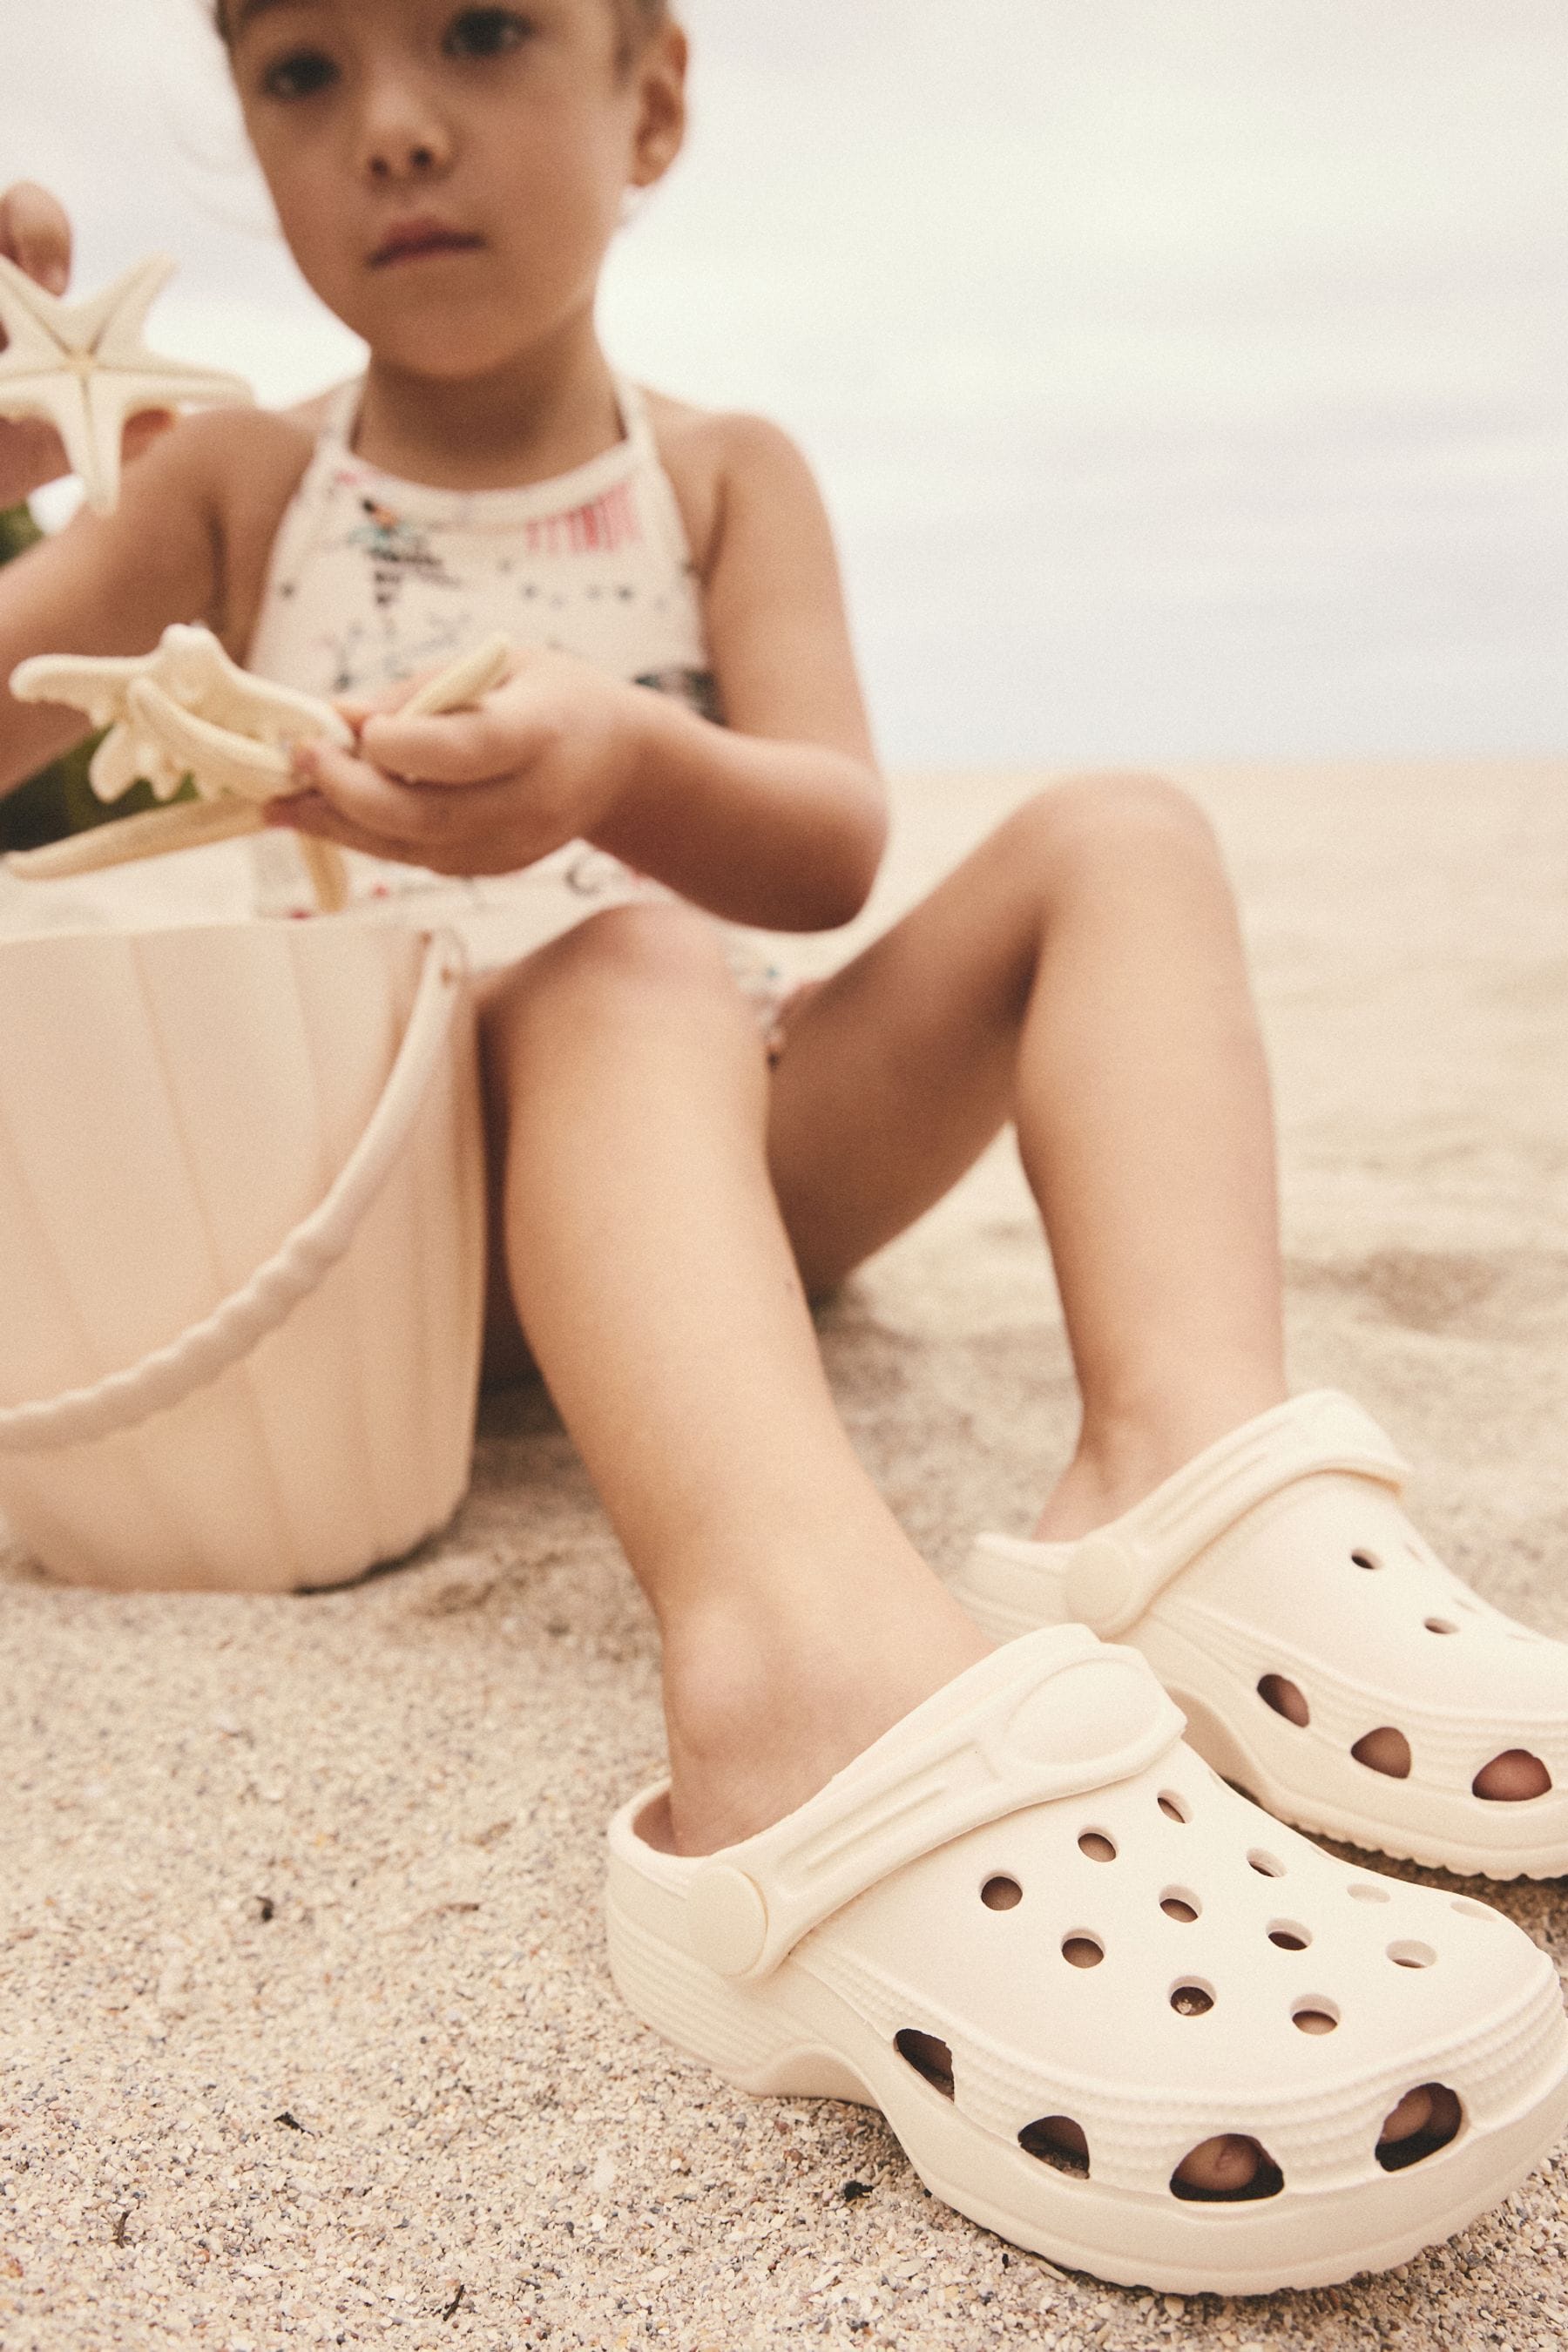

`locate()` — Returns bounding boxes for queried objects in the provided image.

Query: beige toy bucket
[0,918,485,1592]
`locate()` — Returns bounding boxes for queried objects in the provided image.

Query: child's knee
[483,902,744,1048]
[540,900,737,1000]
[1006,771,1221,877]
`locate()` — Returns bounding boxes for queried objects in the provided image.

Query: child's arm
[0,423,229,797]
[605,410,887,929]
[279,414,888,933]
[0,183,311,802]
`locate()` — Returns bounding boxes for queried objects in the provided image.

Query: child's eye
[443,8,533,60]
[260,47,339,100]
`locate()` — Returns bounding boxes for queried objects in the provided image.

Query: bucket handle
[0,929,469,1456]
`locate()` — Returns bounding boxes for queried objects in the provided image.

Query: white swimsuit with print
[244,374,744,977]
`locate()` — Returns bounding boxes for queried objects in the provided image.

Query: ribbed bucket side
[0,922,483,1592]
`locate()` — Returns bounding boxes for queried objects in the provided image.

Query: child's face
[226,0,682,381]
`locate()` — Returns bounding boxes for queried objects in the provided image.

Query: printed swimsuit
[245,375,789,1022]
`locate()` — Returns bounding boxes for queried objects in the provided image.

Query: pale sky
[1,0,1564,762]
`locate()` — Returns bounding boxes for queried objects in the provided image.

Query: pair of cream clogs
[606,1391,1568,2295]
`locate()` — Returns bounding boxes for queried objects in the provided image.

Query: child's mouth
[369,220,485,269]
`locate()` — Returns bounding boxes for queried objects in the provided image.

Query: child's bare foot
[1161,2085,1452,2197]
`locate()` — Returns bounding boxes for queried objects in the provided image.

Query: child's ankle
[653,1585,991,1856]
[1034,1379,1289,1543]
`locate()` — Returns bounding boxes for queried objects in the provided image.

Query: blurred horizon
[1,0,1564,765]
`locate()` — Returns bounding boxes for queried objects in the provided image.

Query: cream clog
[605,1627,1568,2293]
[950,1392,1568,1879]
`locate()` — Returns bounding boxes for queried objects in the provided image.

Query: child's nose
[356,73,455,183]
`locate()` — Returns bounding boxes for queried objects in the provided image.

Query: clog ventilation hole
[897,1864,1467,2200]
[1247,1551,1554,1801]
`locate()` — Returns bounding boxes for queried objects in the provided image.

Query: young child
[3,1,1566,2293]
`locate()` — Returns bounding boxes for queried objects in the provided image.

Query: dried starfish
[12,623,354,806]
[0,253,252,517]
[6,630,514,889]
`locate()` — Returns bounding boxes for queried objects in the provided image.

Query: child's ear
[628,23,687,188]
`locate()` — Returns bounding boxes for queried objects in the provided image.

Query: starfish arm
[143,733,194,802]
[78,370,132,515]
[94,718,190,802]
[152,623,240,705]
[87,723,147,803]
[78,257,176,358]
[127,679,293,805]
[6,796,265,881]
[217,679,352,751]
[401,633,514,718]
[0,355,82,402]
[0,361,100,503]
[156,624,349,748]
[0,255,177,364]
[74,377,247,518]
[298,835,351,914]
[10,652,151,731]
[0,255,83,365]
[101,358,252,409]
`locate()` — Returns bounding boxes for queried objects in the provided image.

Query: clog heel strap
[682,1625,1182,1980]
[1052,1389,1406,1638]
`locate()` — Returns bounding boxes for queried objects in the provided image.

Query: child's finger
[274,774,542,875]
[288,739,529,856]
[331,643,522,740]
[287,740,442,848]
[333,695,378,736]
[0,415,67,507]
[0,182,71,295]
[268,790,416,865]
[274,794,483,875]
[359,701,555,787]
[124,410,176,460]
[332,675,429,735]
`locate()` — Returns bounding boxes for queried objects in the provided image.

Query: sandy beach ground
[4,756,1568,2350]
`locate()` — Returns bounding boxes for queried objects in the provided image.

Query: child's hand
[272,645,644,878]
[0,182,173,508]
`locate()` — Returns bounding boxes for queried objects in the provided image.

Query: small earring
[618,184,647,229]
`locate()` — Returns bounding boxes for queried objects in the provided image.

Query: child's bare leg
[771,777,1544,1804]
[482,896,1427,2187]
[481,903,991,1857]
[767,774,1288,1538]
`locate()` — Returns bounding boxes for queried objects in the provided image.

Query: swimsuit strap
[318,377,364,455]
[610,374,695,578]
[612,374,659,458]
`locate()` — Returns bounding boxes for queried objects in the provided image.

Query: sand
[3,757,1568,2350]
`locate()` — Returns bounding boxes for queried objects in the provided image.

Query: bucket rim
[0,908,456,963]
